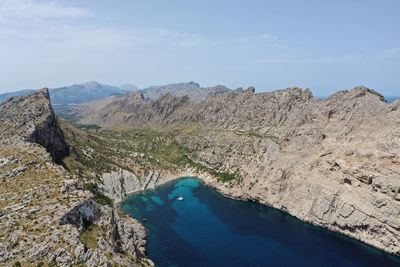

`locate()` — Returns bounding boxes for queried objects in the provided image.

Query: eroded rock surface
[0,88,69,163]
[78,85,400,255]
[0,89,152,266]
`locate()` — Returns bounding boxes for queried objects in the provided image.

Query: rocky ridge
[0,89,152,266]
[140,81,237,103]
[2,84,400,263]
[76,85,400,255]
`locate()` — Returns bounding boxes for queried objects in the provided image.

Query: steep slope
[0,88,69,163]
[78,92,191,128]
[175,87,400,254]
[0,89,152,266]
[76,85,400,255]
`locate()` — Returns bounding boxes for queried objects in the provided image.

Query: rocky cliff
[76,85,400,255]
[0,88,69,163]
[2,85,399,263]
[0,89,152,266]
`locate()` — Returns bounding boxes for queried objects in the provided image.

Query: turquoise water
[121,177,400,267]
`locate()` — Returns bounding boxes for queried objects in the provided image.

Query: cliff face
[178,86,400,254]
[0,88,69,163]
[0,90,152,266]
[2,85,399,262]
[76,85,400,255]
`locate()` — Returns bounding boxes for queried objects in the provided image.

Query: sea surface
[386,96,399,103]
[121,177,400,267]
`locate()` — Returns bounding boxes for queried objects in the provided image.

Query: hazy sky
[0,0,399,96]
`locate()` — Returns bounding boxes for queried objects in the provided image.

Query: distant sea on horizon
[386,96,399,103]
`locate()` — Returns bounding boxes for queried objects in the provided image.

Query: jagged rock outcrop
[100,169,142,202]
[99,168,194,202]
[60,200,103,229]
[0,88,69,163]
[59,200,151,266]
[77,85,400,255]
[0,90,152,266]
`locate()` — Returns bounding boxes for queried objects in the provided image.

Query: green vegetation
[83,183,113,206]
[74,124,101,131]
[53,105,80,123]
[101,128,191,168]
[79,224,99,249]
[60,120,239,184]
[187,157,239,182]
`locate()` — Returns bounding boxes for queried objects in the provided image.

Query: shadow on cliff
[28,115,70,165]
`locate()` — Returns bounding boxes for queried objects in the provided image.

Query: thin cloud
[0,0,91,21]
[214,34,282,48]
[376,47,400,59]
[0,23,206,51]
[250,55,360,64]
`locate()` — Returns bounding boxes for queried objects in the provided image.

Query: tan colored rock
[78,85,400,255]
[0,90,151,266]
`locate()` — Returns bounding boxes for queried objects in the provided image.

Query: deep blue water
[121,177,400,267]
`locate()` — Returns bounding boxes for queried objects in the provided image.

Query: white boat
[178,196,184,201]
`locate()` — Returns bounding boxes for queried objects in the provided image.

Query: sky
[0,0,399,96]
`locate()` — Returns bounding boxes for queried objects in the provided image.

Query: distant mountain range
[0,81,241,105]
[0,89,37,102]
[2,81,396,106]
[0,81,137,105]
[139,81,242,103]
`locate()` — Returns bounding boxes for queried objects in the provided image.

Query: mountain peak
[37,87,50,100]
[82,81,102,87]
[350,85,385,101]
[0,89,69,163]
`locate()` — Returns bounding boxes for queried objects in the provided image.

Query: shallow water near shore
[121,177,400,267]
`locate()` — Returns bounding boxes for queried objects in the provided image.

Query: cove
[121,177,400,267]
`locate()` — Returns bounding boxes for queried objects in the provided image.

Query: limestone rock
[0,90,151,266]
[77,85,400,255]
[0,88,69,163]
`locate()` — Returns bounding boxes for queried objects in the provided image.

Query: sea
[121,177,400,267]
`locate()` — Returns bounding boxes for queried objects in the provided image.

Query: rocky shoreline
[0,89,154,266]
[2,86,400,265]
[119,170,400,258]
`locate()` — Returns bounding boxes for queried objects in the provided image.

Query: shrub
[84,183,113,206]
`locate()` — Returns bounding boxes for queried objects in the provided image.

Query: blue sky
[0,0,399,96]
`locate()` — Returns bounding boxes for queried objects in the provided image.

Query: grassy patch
[186,157,239,182]
[79,224,99,249]
[60,121,240,183]
[84,183,113,206]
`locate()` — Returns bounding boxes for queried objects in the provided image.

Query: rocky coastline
[2,85,400,265]
[0,89,154,266]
